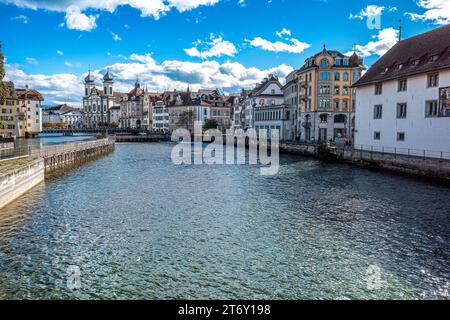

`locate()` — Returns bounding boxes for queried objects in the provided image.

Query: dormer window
[335,58,341,66]
[343,58,349,66]
[320,59,330,68]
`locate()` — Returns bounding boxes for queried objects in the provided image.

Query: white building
[83,70,115,128]
[61,110,83,128]
[109,106,121,125]
[244,75,285,129]
[152,101,169,132]
[354,25,450,158]
[254,105,293,141]
[16,87,43,137]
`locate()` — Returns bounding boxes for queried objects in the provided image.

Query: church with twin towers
[82,70,121,128]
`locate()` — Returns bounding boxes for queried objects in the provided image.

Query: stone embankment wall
[0,159,45,210]
[280,143,450,182]
[31,138,115,173]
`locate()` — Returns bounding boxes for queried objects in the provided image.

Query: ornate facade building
[120,80,160,129]
[297,47,365,143]
[83,70,120,128]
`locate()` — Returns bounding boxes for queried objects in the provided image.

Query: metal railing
[342,144,450,161]
[30,138,114,158]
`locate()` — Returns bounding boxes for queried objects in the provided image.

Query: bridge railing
[30,138,114,158]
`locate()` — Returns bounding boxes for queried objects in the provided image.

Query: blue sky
[0,0,448,106]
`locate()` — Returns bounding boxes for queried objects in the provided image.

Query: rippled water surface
[0,143,449,299]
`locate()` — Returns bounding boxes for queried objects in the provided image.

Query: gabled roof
[46,104,77,112]
[251,75,282,97]
[16,88,44,101]
[354,24,450,87]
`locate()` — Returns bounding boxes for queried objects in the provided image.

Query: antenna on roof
[398,19,403,42]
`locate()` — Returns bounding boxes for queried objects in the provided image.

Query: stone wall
[280,143,450,182]
[0,159,45,210]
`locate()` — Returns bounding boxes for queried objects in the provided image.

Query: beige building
[1,82,44,138]
[297,47,365,143]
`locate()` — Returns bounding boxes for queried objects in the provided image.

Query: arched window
[320,59,330,68]
[334,72,340,81]
[320,72,331,81]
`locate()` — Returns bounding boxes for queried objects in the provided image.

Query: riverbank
[280,143,450,183]
[0,138,115,209]
[0,157,45,210]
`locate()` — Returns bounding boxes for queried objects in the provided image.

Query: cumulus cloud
[65,5,97,31]
[4,54,293,106]
[0,0,224,30]
[406,0,450,25]
[347,27,398,57]
[56,50,64,56]
[184,35,237,60]
[246,36,310,54]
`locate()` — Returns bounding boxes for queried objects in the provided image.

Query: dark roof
[47,104,77,112]
[354,24,450,87]
[298,49,363,72]
[16,88,44,101]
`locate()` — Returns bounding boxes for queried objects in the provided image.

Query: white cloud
[56,50,64,56]
[246,35,310,54]
[4,54,293,106]
[65,5,97,31]
[64,61,73,67]
[26,57,38,64]
[349,5,397,20]
[276,28,291,38]
[184,35,237,59]
[0,0,224,30]
[348,27,398,57]
[10,14,29,24]
[111,32,122,41]
[406,0,450,25]
[238,0,245,7]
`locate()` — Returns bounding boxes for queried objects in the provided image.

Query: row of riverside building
[1,25,449,158]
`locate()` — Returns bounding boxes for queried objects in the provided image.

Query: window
[319,98,330,110]
[320,59,330,68]
[427,73,439,87]
[334,86,340,95]
[334,72,340,81]
[343,72,349,81]
[334,99,339,110]
[343,99,349,111]
[343,58,349,66]
[425,100,439,117]
[374,105,382,119]
[398,79,408,92]
[397,103,407,119]
[353,71,360,81]
[320,114,328,123]
[271,89,275,94]
[375,83,383,95]
[343,86,349,95]
[320,72,331,81]
[374,132,381,140]
[319,85,331,94]
[397,132,405,141]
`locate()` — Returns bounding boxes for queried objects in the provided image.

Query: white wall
[355,69,450,157]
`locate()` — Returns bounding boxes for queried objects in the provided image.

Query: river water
[0,141,449,299]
